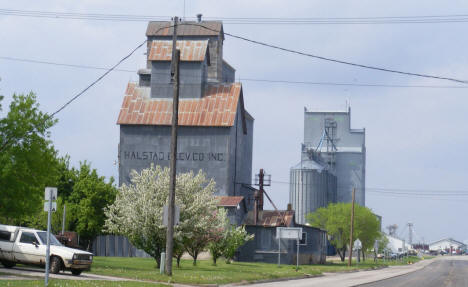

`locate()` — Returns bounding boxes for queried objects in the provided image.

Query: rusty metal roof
[216,196,244,207]
[117,82,243,127]
[146,21,223,37]
[243,210,295,227]
[148,40,209,62]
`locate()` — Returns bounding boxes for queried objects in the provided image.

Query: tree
[307,203,380,262]
[354,207,380,261]
[176,172,226,266]
[222,225,254,264]
[0,93,58,223]
[208,223,254,265]
[67,161,117,250]
[104,165,226,268]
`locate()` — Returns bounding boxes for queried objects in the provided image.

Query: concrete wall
[237,226,327,265]
[304,110,364,150]
[335,152,365,205]
[303,109,365,206]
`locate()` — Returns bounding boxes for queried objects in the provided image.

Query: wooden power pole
[165,16,180,276]
[348,187,356,267]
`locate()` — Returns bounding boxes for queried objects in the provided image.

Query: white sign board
[276,227,302,240]
[44,201,57,212]
[163,205,180,226]
[354,238,362,250]
[44,187,57,201]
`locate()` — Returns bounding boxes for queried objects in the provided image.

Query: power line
[0,56,135,73]
[2,19,466,84]
[5,8,468,25]
[0,24,173,152]
[270,180,468,195]
[184,23,468,84]
[49,40,147,117]
[3,55,468,90]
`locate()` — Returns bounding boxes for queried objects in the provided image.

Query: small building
[237,207,327,265]
[216,196,247,225]
[385,234,412,253]
[429,238,466,252]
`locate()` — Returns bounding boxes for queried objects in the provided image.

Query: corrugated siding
[117,82,242,127]
[148,40,208,62]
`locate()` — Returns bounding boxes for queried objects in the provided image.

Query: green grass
[0,256,424,286]
[0,280,166,287]
[88,256,423,284]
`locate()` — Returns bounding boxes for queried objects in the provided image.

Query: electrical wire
[5,8,468,25]
[3,56,468,90]
[182,23,468,84]
[0,24,173,152]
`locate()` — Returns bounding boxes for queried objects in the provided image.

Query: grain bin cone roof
[291,159,326,171]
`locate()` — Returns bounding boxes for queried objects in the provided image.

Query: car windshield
[36,232,62,246]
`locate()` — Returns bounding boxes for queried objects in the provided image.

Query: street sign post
[354,239,362,263]
[44,187,57,286]
[163,205,180,226]
[276,227,302,270]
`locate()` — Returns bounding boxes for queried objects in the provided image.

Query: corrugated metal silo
[290,158,337,225]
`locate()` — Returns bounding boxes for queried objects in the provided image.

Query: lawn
[88,256,423,285]
[0,279,166,287]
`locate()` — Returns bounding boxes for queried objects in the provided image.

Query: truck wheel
[71,269,82,276]
[49,256,62,274]
[0,260,16,268]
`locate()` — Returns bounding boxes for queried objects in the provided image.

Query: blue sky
[1,0,467,244]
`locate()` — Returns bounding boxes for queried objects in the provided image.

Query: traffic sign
[276,227,302,240]
[44,201,57,212]
[163,205,180,226]
[354,238,362,250]
[44,187,57,201]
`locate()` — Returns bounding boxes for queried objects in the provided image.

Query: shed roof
[117,82,244,127]
[146,21,223,38]
[429,238,466,247]
[243,210,295,227]
[148,40,209,62]
[216,196,244,207]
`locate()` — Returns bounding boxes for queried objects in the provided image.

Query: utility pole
[258,169,264,210]
[165,16,180,276]
[348,188,356,267]
[61,204,66,235]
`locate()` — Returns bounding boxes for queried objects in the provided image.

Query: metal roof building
[117,19,253,225]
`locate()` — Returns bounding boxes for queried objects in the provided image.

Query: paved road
[230,258,437,287]
[359,256,468,287]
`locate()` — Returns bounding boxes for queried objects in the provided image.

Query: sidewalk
[231,258,436,287]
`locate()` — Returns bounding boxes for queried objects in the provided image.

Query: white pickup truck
[0,224,93,275]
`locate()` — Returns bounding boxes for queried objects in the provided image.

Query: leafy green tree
[67,161,117,250]
[105,165,226,268]
[0,93,58,223]
[307,202,380,262]
[355,207,380,261]
[222,225,254,264]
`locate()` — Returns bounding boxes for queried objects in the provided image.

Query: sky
[1,0,468,244]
